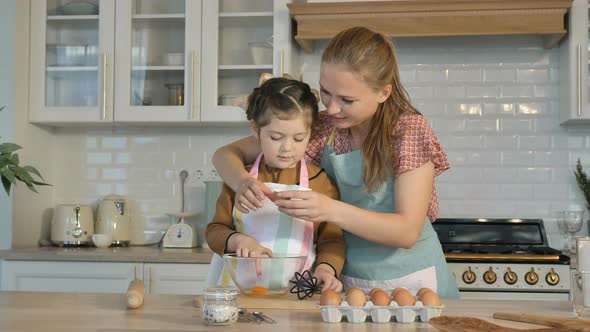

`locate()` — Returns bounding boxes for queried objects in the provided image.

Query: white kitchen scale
[163,211,200,248]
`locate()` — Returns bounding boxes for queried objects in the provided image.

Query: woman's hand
[235,177,273,213]
[314,264,342,293]
[274,190,338,223]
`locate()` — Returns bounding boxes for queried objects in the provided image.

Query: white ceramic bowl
[92,234,112,248]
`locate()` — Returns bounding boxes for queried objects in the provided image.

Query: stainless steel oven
[433,218,571,301]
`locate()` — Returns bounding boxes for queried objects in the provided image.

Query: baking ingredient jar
[201,286,239,325]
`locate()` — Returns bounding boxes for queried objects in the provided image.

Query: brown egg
[416,287,433,297]
[319,289,342,306]
[419,290,442,306]
[345,287,367,307]
[392,287,416,306]
[368,287,385,297]
[390,287,409,298]
[370,290,391,306]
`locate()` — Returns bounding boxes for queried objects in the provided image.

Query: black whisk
[289,270,321,300]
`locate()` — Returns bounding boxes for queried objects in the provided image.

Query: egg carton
[320,300,444,324]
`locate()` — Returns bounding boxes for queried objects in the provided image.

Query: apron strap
[327,128,338,146]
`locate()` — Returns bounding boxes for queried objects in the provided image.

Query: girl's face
[251,113,311,169]
[319,63,391,129]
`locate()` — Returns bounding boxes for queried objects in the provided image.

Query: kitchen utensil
[430,316,552,331]
[193,293,318,310]
[162,212,199,248]
[96,194,131,246]
[51,204,94,246]
[165,83,184,106]
[163,53,184,66]
[495,312,590,331]
[126,279,145,309]
[59,1,99,15]
[253,311,276,324]
[222,254,307,297]
[91,233,112,248]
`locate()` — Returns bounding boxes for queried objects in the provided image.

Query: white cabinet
[0,260,210,295]
[560,0,590,125]
[0,261,141,293]
[29,0,293,125]
[143,263,209,295]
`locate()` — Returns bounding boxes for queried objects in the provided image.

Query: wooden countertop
[0,246,214,263]
[0,291,578,331]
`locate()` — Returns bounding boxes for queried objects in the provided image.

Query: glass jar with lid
[201,286,239,326]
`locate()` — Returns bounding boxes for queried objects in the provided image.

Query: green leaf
[25,181,38,193]
[0,143,22,154]
[22,165,45,180]
[1,176,11,195]
[0,167,16,185]
[9,153,19,165]
[0,105,5,112]
[12,166,34,184]
[31,180,51,186]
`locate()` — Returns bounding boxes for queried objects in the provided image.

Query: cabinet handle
[102,52,108,120]
[149,267,153,293]
[577,43,582,117]
[280,48,284,76]
[191,51,197,120]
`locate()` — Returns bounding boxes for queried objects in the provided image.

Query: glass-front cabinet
[200,0,291,122]
[560,0,590,125]
[29,0,292,125]
[114,0,201,122]
[30,0,114,123]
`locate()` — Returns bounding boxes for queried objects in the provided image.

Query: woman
[212,27,459,298]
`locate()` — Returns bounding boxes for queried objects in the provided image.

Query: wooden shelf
[218,64,273,70]
[288,0,573,53]
[47,15,98,20]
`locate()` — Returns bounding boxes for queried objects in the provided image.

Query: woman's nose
[325,100,340,115]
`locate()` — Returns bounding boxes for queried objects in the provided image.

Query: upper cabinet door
[29,0,115,124]
[560,0,590,125]
[201,0,292,123]
[114,0,201,123]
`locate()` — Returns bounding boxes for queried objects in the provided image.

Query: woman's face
[251,113,311,169]
[319,63,391,129]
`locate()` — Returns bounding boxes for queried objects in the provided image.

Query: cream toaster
[50,204,94,246]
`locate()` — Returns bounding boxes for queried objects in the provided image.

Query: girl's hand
[314,264,343,293]
[235,177,272,213]
[228,233,273,258]
[274,190,337,223]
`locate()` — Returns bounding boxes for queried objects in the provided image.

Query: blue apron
[320,132,459,299]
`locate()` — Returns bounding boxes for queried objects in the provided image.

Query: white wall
[0,0,16,249]
[13,34,590,249]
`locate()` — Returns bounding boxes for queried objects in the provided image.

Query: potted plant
[574,158,590,219]
[0,106,50,195]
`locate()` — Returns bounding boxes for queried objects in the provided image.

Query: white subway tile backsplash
[483,103,515,116]
[552,136,586,149]
[534,151,569,166]
[499,119,533,133]
[517,68,549,83]
[501,151,534,166]
[101,137,128,149]
[101,168,127,181]
[86,152,112,165]
[448,68,483,82]
[416,68,448,82]
[448,135,483,149]
[433,86,466,99]
[519,136,551,149]
[482,167,519,183]
[483,135,517,149]
[464,119,498,132]
[466,85,500,98]
[484,68,516,83]
[500,85,534,98]
[516,168,551,184]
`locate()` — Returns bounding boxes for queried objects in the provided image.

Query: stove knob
[462,267,476,284]
[503,268,518,285]
[545,268,560,286]
[483,267,497,284]
[525,268,539,285]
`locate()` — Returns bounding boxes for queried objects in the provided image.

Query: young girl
[205,77,345,292]
[212,27,460,298]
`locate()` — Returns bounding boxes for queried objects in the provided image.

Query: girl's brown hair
[322,27,419,191]
[246,77,319,130]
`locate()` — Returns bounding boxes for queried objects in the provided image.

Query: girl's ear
[377,84,393,103]
[250,121,260,140]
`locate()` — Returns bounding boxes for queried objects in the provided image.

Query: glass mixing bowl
[223,253,307,297]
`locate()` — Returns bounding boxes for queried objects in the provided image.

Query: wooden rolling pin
[126,279,144,309]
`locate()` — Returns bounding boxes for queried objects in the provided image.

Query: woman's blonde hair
[322,27,419,191]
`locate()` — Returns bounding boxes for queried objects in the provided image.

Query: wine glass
[560,210,585,254]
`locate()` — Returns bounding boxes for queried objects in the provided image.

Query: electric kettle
[96,194,130,246]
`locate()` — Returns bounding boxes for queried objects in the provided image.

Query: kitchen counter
[0,291,578,331]
[0,246,214,263]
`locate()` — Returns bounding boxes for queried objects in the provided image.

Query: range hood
[287,0,573,53]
